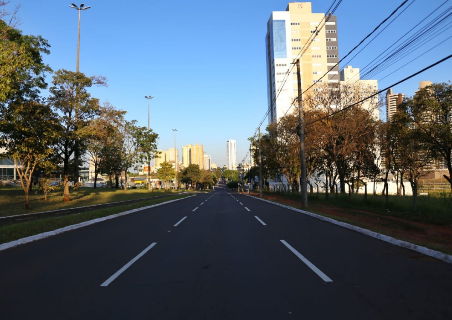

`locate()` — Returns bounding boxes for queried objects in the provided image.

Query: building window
[326,30,337,33]
[311,46,321,50]
[327,54,338,58]
[326,46,337,50]
[313,71,322,75]
[311,38,321,42]
[325,22,336,25]
[312,54,321,58]
[326,38,336,41]
[292,39,301,41]
[291,22,300,25]
[292,47,301,50]
[276,64,287,67]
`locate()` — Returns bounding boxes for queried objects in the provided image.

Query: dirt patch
[249,192,452,255]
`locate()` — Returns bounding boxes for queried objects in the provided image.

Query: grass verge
[0,194,191,245]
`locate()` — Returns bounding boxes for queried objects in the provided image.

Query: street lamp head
[172,129,177,132]
[80,3,84,7]
[144,96,154,100]
[69,4,77,9]
[82,6,91,10]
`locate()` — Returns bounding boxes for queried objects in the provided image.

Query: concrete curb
[0,195,195,252]
[248,195,452,265]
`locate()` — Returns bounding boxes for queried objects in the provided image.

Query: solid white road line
[239,202,243,205]
[280,240,333,283]
[174,216,187,227]
[101,242,157,287]
[200,202,205,205]
[192,207,199,212]
[254,216,266,226]
[245,207,250,212]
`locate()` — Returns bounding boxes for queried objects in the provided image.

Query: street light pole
[69,3,91,73]
[172,129,178,190]
[144,96,154,190]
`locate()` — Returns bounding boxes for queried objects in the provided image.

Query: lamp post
[172,129,178,190]
[144,96,154,189]
[69,3,91,73]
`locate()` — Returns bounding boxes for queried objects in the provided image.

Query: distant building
[386,88,405,122]
[182,143,204,168]
[154,148,178,169]
[340,65,379,120]
[226,140,237,170]
[203,154,211,170]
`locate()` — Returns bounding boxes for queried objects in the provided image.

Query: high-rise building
[226,140,237,170]
[154,148,178,169]
[340,65,379,120]
[203,154,211,170]
[266,2,340,123]
[182,143,204,168]
[386,88,405,122]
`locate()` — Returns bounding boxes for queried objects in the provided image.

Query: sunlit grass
[0,194,191,245]
[0,186,190,217]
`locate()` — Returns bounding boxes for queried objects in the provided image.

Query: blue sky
[7,0,452,167]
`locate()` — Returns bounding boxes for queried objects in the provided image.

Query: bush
[227,181,239,189]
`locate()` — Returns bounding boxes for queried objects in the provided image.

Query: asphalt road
[1,185,451,319]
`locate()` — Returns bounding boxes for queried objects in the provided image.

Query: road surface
[1,185,451,319]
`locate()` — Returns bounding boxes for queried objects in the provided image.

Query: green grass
[267,191,452,226]
[0,193,192,245]
[0,186,190,217]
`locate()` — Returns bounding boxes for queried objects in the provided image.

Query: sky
[6,0,452,167]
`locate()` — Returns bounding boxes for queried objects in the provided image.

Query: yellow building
[154,148,178,169]
[182,143,204,169]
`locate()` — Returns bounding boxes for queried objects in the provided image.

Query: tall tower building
[266,2,340,123]
[227,140,237,170]
[386,88,405,122]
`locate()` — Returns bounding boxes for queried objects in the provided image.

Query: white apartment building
[226,140,237,170]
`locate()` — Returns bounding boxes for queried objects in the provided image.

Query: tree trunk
[24,189,30,209]
[63,175,70,202]
[409,177,418,211]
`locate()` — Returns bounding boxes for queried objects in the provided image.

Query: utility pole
[172,129,178,190]
[258,127,263,198]
[296,59,308,208]
[144,96,154,190]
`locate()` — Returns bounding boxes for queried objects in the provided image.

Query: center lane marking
[280,240,333,283]
[101,242,157,287]
[254,216,266,225]
[245,207,250,212]
[174,216,187,227]
[192,207,198,212]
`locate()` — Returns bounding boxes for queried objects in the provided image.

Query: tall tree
[156,161,176,190]
[135,128,159,190]
[0,99,59,209]
[405,82,452,193]
[48,69,105,201]
[0,8,51,104]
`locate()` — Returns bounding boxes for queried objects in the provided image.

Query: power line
[305,54,452,126]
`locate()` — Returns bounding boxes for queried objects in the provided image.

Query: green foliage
[179,164,202,189]
[157,161,176,190]
[223,169,239,181]
[227,181,239,189]
[0,19,51,103]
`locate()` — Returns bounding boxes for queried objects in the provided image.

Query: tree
[200,170,215,189]
[406,82,452,193]
[0,99,59,209]
[0,8,51,103]
[81,102,126,188]
[223,169,239,182]
[156,161,176,190]
[135,128,159,190]
[393,100,436,210]
[180,164,202,190]
[48,69,106,201]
